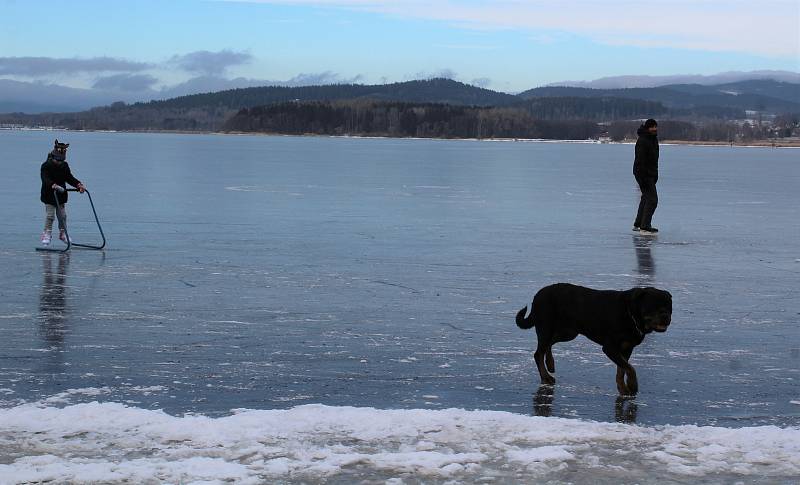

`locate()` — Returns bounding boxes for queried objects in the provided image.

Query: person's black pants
[634,174,658,229]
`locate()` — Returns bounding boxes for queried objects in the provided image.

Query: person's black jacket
[633,126,659,180]
[40,155,81,205]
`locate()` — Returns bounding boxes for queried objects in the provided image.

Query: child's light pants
[43,203,66,233]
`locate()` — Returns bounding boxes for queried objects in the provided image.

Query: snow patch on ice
[126,386,167,395]
[0,313,30,319]
[40,387,113,404]
[0,403,798,483]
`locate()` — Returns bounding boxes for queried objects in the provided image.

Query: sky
[1,0,799,94]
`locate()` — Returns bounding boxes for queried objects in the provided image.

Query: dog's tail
[515,306,535,329]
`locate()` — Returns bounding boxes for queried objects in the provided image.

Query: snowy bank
[1,402,798,483]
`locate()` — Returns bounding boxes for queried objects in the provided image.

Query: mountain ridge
[518,81,800,113]
[547,70,800,89]
[1,78,797,137]
[2,71,799,114]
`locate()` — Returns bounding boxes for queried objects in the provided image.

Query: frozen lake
[0,130,798,482]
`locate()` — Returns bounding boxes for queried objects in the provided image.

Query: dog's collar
[628,309,645,337]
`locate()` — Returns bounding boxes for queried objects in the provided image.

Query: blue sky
[2,0,799,93]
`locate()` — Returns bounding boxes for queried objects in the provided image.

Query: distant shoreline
[3,126,799,148]
[660,139,800,148]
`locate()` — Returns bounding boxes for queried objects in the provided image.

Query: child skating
[40,140,85,246]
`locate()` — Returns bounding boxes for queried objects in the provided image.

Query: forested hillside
[2,78,797,142]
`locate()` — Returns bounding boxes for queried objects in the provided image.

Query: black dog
[516,283,672,395]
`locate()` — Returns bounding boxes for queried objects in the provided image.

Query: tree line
[222,100,799,142]
[606,116,799,142]
[0,93,664,132]
[222,101,602,139]
[1,95,797,142]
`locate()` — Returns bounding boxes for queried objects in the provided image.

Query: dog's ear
[664,290,673,311]
[628,287,646,315]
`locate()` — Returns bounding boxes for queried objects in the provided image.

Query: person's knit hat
[51,139,69,161]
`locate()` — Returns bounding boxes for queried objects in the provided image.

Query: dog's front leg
[615,367,627,395]
[603,346,637,395]
[621,347,637,394]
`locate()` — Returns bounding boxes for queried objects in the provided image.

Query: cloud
[284,71,364,85]
[0,56,153,76]
[158,76,268,98]
[221,0,800,57]
[411,68,457,80]
[470,77,491,88]
[170,50,254,76]
[92,74,160,92]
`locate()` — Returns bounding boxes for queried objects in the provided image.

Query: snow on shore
[1,401,798,484]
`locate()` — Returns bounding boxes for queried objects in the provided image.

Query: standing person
[633,119,659,234]
[40,140,85,245]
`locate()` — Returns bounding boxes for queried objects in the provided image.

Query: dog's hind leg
[534,343,556,385]
[546,348,555,373]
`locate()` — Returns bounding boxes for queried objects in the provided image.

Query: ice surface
[0,131,798,481]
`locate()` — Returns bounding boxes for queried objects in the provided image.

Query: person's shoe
[58,229,72,243]
[639,226,659,235]
[40,231,51,246]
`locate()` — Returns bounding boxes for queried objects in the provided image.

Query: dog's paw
[626,375,639,395]
[617,380,638,396]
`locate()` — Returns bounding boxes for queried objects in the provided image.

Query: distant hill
[548,70,800,89]
[1,78,797,137]
[5,69,797,114]
[519,80,800,114]
[704,80,800,105]
[520,97,666,121]
[0,75,371,114]
[146,78,519,111]
[0,79,519,131]
[0,79,126,113]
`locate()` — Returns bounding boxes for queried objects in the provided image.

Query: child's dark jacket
[40,156,81,205]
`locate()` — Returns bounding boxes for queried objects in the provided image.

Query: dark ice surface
[1,130,798,426]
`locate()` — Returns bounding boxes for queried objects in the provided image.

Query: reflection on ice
[39,253,70,338]
[614,396,638,424]
[632,234,656,280]
[38,253,70,372]
[533,384,554,417]
[534,385,639,425]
